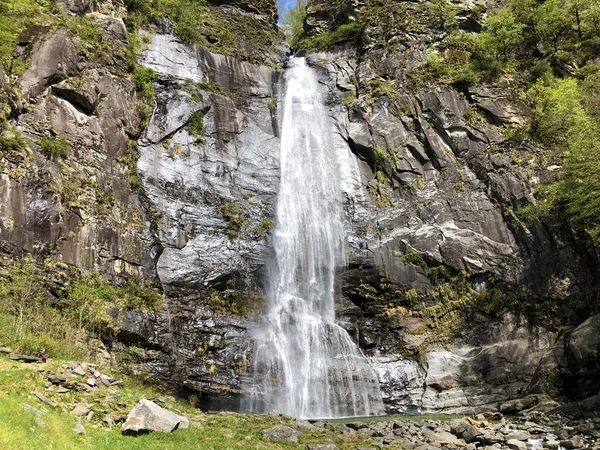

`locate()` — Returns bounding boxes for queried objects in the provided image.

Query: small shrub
[186,110,205,143]
[0,130,27,152]
[219,202,249,240]
[301,21,365,51]
[38,136,68,161]
[132,65,156,102]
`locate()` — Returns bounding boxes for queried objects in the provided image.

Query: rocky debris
[121,399,189,435]
[312,412,600,450]
[0,347,11,353]
[10,354,41,363]
[261,425,303,442]
[306,445,339,450]
[34,392,56,408]
[506,439,527,450]
[41,362,123,395]
[71,404,91,416]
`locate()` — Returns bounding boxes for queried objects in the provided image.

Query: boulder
[19,29,80,99]
[71,404,91,416]
[10,354,40,363]
[59,0,91,15]
[261,426,303,442]
[34,392,56,408]
[450,419,482,443]
[121,399,189,434]
[506,439,527,450]
[560,436,586,449]
[569,313,600,363]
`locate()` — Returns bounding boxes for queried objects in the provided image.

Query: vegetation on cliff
[123,0,283,64]
[0,257,162,360]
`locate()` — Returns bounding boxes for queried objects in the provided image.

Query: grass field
[0,356,390,450]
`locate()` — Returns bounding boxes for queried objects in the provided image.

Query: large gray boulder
[569,313,600,363]
[121,399,189,434]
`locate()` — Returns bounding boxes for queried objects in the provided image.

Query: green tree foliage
[525,69,600,240]
[282,0,307,49]
[477,9,525,61]
[533,0,572,53]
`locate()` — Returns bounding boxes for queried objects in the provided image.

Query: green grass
[0,357,387,449]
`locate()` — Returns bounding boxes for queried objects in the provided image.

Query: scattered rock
[261,425,303,442]
[306,445,339,450]
[21,402,49,417]
[451,419,482,443]
[71,404,91,416]
[103,415,114,426]
[86,411,94,422]
[121,399,189,435]
[74,418,86,435]
[48,374,67,385]
[561,436,586,449]
[0,347,11,353]
[57,386,69,394]
[10,354,41,363]
[507,430,530,441]
[506,439,527,450]
[34,392,56,408]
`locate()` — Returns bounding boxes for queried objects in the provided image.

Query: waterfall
[245,58,384,419]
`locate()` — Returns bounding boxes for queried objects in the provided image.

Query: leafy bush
[132,65,156,102]
[186,110,205,143]
[301,22,365,51]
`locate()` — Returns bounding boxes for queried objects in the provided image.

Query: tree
[478,8,525,60]
[534,0,573,53]
[282,0,307,49]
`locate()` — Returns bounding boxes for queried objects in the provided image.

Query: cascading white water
[245,58,384,419]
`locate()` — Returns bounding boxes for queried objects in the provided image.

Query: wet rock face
[137,35,279,289]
